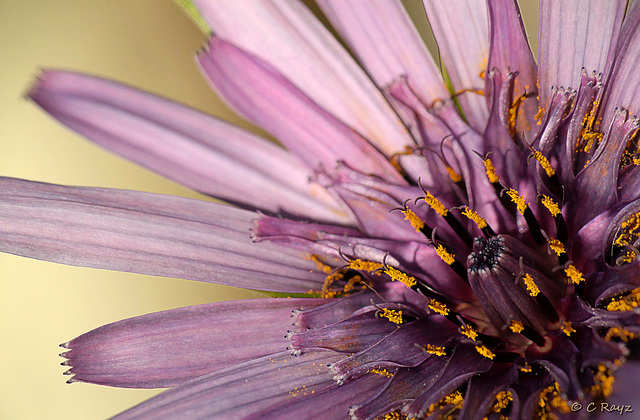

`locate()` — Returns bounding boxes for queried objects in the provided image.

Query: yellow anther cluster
[506,188,528,215]
[604,327,638,342]
[510,320,524,333]
[428,300,450,316]
[537,382,571,418]
[562,321,575,336]
[548,238,565,256]
[564,264,584,284]
[461,324,478,341]
[508,92,527,136]
[380,308,403,325]
[591,364,615,398]
[423,191,448,216]
[423,344,447,356]
[425,391,464,418]
[445,166,463,183]
[483,158,499,183]
[535,106,546,123]
[401,208,425,232]
[520,363,532,373]
[492,391,513,413]
[606,287,640,311]
[532,150,556,177]
[475,345,495,360]
[349,259,383,272]
[370,368,393,378]
[579,99,603,154]
[382,412,401,420]
[614,211,640,248]
[523,273,540,297]
[620,250,638,264]
[384,266,417,288]
[462,207,488,229]
[435,244,456,265]
[541,195,561,217]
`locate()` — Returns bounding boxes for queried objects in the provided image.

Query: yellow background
[0,1,537,419]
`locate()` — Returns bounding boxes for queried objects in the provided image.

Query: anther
[503,187,545,245]
[417,183,473,245]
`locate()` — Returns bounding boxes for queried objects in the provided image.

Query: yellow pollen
[510,320,524,333]
[428,300,450,316]
[424,344,447,356]
[370,368,393,378]
[621,250,638,264]
[475,345,495,360]
[548,238,565,256]
[532,150,556,177]
[535,106,546,123]
[425,390,464,417]
[506,188,528,215]
[382,412,401,420]
[606,287,640,311]
[401,208,425,232]
[604,327,638,342]
[462,207,488,229]
[508,92,527,136]
[445,166,463,183]
[384,266,417,288]
[541,195,561,217]
[564,265,584,284]
[614,211,640,248]
[492,391,513,413]
[380,308,403,325]
[461,324,478,341]
[520,363,532,373]
[423,191,449,216]
[562,321,575,336]
[483,158,499,183]
[349,259,383,272]
[310,254,332,274]
[591,364,615,398]
[523,273,540,297]
[435,244,456,265]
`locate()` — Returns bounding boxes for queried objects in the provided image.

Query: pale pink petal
[193,0,415,157]
[113,351,342,419]
[62,298,326,388]
[422,0,490,130]
[0,177,326,292]
[600,1,640,127]
[315,0,448,103]
[538,0,625,105]
[197,38,404,183]
[29,70,350,225]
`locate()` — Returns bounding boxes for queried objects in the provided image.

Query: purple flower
[4,0,640,418]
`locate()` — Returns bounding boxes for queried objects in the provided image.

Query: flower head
[4,0,640,418]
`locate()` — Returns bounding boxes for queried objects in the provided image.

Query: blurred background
[0,1,537,418]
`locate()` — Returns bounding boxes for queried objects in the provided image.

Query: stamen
[531,150,556,177]
[428,300,450,316]
[401,207,425,232]
[384,266,417,288]
[523,273,540,297]
[605,287,640,311]
[475,345,495,360]
[491,390,513,413]
[380,308,403,324]
[547,238,565,256]
[510,320,524,333]
[541,195,561,217]
[591,364,615,398]
[460,324,478,341]
[564,264,584,284]
[483,157,500,183]
[434,243,455,265]
[505,187,545,245]
[370,368,394,378]
[349,259,384,272]
[506,188,528,215]
[423,344,448,356]
[562,321,575,336]
[461,206,497,238]
[422,190,448,217]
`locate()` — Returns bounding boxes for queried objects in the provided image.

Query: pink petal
[193,0,414,157]
[0,177,326,292]
[28,70,350,225]
[600,1,640,128]
[422,0,490,130]
[315,0,448,104]
[197,38,404,183]
[538,0,626,106]
[62,298,326,388]
[113,351,342,419]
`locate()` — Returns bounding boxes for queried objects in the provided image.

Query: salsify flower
[4,0,640,418]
